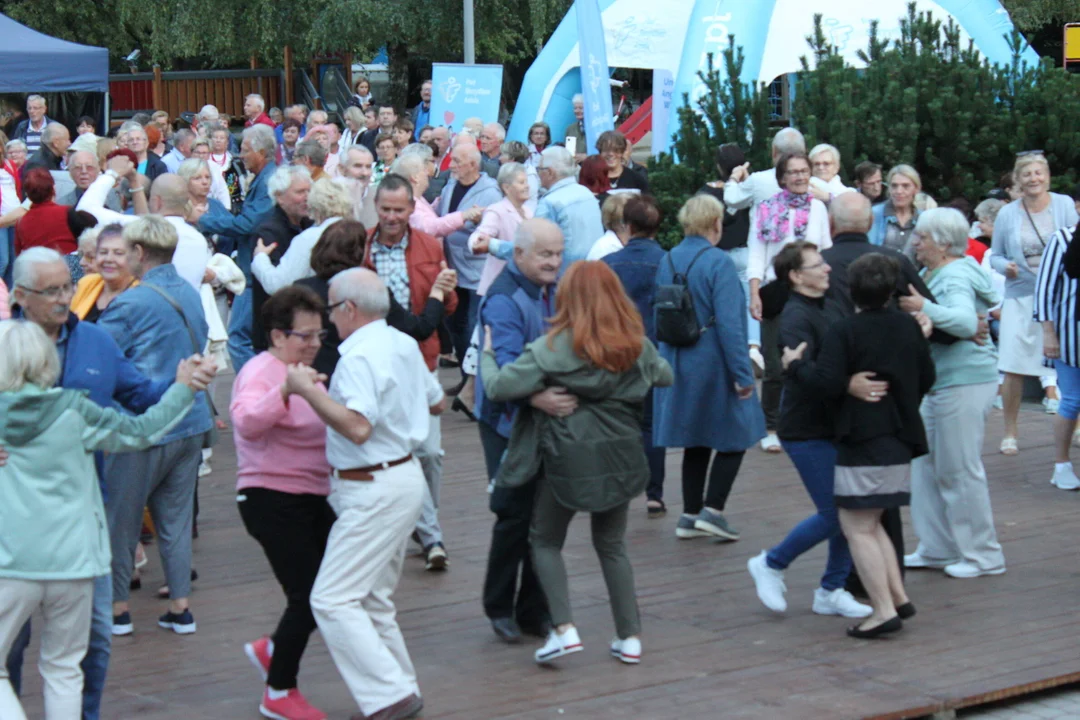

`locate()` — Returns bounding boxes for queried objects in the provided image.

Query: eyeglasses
[326,300,350,314]
[18,283,74,299]
[285,329,328,343]
[1016,150,1044,157]
[784,169,812,178]
[800,261,827,271]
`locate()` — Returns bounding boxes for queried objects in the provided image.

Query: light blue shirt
[534,176,603,271]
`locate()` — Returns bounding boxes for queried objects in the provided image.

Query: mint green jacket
[0,383,194,580]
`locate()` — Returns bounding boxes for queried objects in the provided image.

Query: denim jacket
[97,263,212,444]
[603,236,667,342]
[535,176,604,270]
[199,161,278,275]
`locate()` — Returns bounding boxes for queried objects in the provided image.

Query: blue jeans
[766,440,852,591]
[1054,359,1080,421]
[4,574,112,720]
[0,227,13,288]
[722,245,760,347]
[228,286,255,372]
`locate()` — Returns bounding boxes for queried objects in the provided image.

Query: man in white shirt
[76,159,209,291]
[723,127,807,211]
[289,267,444,720]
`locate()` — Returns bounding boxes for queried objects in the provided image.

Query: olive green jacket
[480,331,673,512]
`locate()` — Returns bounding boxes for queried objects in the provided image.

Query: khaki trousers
[311,459,425,716]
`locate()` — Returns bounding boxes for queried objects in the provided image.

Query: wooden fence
[109,68,284,120]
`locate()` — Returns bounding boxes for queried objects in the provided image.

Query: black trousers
[681,448,746,515]
[760,317,783,431]
[238,487,336,690]
[479,422,549,627]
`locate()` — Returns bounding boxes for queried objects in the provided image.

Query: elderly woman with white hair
[252,178,351,294]
[0,318,206,720]
[392,151,482,238]
[991,153,1079,455]
[808,143,853,202]
[898,208,1006,578]
[869,164,922,254]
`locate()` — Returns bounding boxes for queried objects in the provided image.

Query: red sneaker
[260,688,327,720]
[244,636,272,681]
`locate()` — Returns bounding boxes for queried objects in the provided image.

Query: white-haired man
[244,94,275,129]
[293,267,444,720]
[13,94,51,154]
[563,93,585,153]
[57,150,122,212]
[534,145,602,269]
[478,122,505,179]
[21,122,70,179]
[249,165,312,352]
[335,145,378,227]
[162,129,196,174]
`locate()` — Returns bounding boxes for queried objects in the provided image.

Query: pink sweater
[410,195,466,238]
[0,279,9,320]
[230,352,331,496]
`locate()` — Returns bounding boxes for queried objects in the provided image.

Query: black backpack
[654,247,715,347]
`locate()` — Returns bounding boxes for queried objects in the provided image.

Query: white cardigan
[747,196,831,284]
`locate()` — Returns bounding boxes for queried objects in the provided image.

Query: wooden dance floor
[19,374,1080,719]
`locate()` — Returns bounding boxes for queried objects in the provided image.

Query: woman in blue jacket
[653,194,765,542]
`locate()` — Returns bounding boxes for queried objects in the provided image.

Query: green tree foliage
[648,43,773,245]
[1001,0,1080,32]
[794,5,1080,201]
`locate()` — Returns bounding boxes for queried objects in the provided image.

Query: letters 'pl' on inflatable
[508,0,1039,153]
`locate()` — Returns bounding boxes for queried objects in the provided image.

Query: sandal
[1000,437,1018,456]
[646,500,667,519]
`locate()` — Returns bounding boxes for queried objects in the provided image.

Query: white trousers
[911,381,1006,570]
[311,459,425,716]
[414,375,444,548]
[0,578,94,720]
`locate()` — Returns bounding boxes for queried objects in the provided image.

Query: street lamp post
[464,0,476,64]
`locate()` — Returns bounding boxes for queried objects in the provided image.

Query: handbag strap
[668,245,713,283]
[1022,200,1047,248]
[143,283,201,355]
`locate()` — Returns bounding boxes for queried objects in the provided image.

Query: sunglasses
[1016,150,1044,157]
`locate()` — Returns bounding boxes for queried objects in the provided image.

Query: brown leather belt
[335,454,413,481]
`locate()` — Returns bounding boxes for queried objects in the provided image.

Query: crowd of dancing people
[2,84,1080,720]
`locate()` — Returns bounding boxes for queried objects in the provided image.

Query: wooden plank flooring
[17,373,1080,719]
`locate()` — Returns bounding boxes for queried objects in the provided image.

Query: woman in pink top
[392,151,484,236]
[0,279,9,319]
[468,162,533,295]
[230,285,333,720]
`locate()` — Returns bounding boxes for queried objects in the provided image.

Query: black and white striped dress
[1034,224,1080,368]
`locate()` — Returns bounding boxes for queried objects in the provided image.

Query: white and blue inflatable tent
[508,0,1038,152]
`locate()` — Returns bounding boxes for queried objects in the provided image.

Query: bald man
[57,150,122,211]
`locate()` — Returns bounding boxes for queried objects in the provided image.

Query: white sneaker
[610,636,642,664]
[760,433,782,454]
[1051,463,1080,490]
[903,551,956,569]
[747,551,787,612]
[992,395,1003,410]
[812,587,873,618]
[944,561,1006,579]
[1044,397,1060,414]
[198,462,212,477]
[534,627,583,664]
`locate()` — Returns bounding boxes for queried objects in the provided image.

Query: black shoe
[439,357,460,369]
[646,500,667,518]
[896,602,916,620]
[491,617,522,644]
[130,576,142,591]
[452,397,477,422]
[518,618,552,639]
[846,616,902,639]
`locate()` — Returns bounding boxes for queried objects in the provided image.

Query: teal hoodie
[0,382,194,580]
[919,256,1000,391]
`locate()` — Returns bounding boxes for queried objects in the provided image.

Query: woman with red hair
[578,154,612,209]
[14,169,99,281]
[480,260,672,667]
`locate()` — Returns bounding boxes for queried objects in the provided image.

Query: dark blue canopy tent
[0,14,108,92]
[0,13,110,134]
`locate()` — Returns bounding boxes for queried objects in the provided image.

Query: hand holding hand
[464,206,484,223]
[284,363,327,397]
[849,371,889,402]
[176,357,204,392]
[472,233,491,255]
[781,342,807,371]
[530,386,578,418]
[898,284,925,313]
[107,155,135,180]
[254,238,277,257]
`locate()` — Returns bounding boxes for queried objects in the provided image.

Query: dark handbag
[759,280,789,320]
[143,283,219,449]
[654,247,715,347]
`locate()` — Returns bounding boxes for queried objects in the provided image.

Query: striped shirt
[22,118,48,154]
[1034,224,1080,367]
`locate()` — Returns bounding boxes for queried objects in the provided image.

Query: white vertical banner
[651,69,675,156]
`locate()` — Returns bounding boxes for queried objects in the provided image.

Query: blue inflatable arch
[509,0,1038,152]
